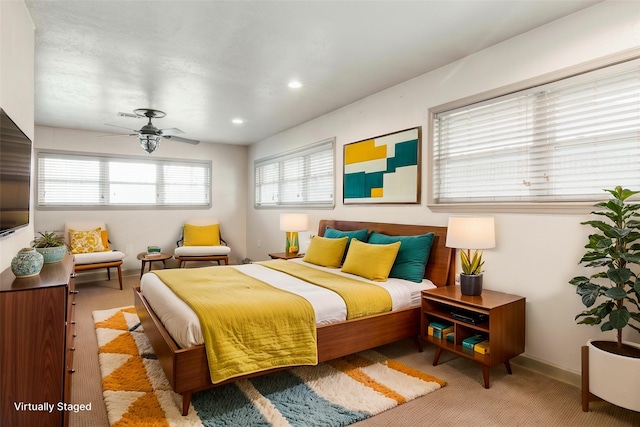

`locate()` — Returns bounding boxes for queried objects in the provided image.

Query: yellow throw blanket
[256,260,393,319]
[152,267,317,384]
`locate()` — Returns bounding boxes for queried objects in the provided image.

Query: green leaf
[604,286,628,300]
[569,276,590,286]
[576,283,600,307]
[607,268,632,285]
[607,307,630,329]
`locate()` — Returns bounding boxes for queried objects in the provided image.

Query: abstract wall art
[343,127,421,204]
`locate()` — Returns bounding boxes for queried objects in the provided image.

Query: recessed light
[288,81,302,89]
[232,118,244,124]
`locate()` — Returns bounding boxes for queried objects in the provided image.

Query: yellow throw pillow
[69,227,105,254]
[302,236,348,268]
[183,223,221,246]
[101,229,111,251]
[341,239,401,281]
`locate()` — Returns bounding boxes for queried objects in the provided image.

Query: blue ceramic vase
[11,248,44,278]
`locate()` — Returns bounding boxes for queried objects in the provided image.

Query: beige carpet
[70,273,640,426]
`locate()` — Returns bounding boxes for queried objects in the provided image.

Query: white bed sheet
[140,259,435,348]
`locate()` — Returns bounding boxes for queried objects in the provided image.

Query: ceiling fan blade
[105,123,140,132]
[117,112,141,119]
[159,127,185,136]
[163,135,200,145]
[98,133,138,138]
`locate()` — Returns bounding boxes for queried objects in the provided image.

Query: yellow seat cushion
[302,236,348,268]
[69,227,105,254]
[183,223,221,246]
[341,239,401,281]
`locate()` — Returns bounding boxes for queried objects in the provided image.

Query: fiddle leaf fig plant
[569,186,640,350]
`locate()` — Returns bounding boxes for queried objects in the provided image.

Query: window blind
[37,151,211,207]
[254,138,334,208]
[432,58,640,204]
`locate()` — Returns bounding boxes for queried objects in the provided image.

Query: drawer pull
[69,369,76,374]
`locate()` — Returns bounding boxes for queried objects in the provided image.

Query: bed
[133,219,455,415]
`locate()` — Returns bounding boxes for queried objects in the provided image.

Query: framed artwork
[343,127,421,204]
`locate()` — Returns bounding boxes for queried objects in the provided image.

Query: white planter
[588,339,640,412]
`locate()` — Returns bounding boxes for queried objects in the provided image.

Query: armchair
[174,218,230,267]
[64,221,125,290]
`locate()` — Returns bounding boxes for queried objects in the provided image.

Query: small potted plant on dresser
[569,186,640,412]
[32,231,68,263]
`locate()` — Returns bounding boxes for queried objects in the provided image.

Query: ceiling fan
[105,108,200,154]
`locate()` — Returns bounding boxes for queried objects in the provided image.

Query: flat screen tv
[0,108,32,237]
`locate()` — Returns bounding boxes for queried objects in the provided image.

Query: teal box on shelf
[462,335,486,350]
[147,246,161,254]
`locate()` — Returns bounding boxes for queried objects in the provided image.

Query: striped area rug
[93,306,445,426]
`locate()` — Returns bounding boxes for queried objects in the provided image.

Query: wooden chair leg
[116,264,123,290]
[107,267,111,280]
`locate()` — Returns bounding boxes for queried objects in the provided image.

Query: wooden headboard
[318,219,455,287]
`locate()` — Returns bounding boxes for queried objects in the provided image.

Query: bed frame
[133,219,454,415]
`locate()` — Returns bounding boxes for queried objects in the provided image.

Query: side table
[421,286,526,388]
[137,252,172,277]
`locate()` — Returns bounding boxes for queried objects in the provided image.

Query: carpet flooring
[69,275,640,426]
[93,306,445,426]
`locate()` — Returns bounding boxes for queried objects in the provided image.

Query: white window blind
[432,58,640,205]
[37,151,211,207]
[255,138,334,208]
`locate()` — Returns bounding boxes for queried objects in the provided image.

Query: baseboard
[511,354,581,389]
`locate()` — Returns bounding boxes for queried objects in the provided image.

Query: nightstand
[268,252,304,260]
[421,286,526,388]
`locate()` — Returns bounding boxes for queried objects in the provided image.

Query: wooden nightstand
[268,252,304,260]
[421,286,526,388]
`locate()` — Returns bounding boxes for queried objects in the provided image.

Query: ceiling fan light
[139,134,161,153]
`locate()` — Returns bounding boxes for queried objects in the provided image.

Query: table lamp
[279,213,309,256]
[446,217,496,295]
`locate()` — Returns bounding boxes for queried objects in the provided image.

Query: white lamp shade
[279,213,309,232]
[446,217,495,250]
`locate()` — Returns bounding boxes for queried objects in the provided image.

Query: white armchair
[174,218,231,268]
[64,221,125,290]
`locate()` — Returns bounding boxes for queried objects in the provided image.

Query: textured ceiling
[25,0,602,146]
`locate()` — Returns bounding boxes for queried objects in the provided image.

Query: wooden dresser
[0,254,76,427]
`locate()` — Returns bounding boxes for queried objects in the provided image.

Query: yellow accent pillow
[183,224,221,246]
[302,236,348,268]
[101,229,111,251]
[341,238,401,281]
[69,228,105,254]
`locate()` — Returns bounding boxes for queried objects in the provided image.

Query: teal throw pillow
[324,226,368,249]
[368,231,435,283]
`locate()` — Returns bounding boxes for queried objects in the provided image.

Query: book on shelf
[462,334,486,350]
[446,331,454,343]
[474,340,490,355]
[428,321,454,339]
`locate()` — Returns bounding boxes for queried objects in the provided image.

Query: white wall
[247,1,640,374]
[34,126,248,270]
[0,1,35,270]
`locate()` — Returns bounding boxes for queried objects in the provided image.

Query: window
[254,138,334,208]
[37,151,211,208]
[431,56,640,208]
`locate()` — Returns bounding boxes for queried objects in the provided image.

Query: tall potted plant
[569,186,640,412]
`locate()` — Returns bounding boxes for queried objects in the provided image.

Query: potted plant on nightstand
[32,231,68,263]
[569,186,640,412]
